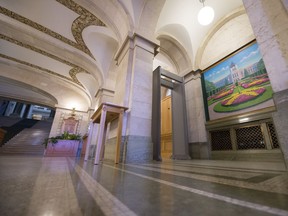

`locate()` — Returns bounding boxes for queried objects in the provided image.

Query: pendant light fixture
[197,0,215,26]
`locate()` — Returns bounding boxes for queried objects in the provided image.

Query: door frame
[152,66,190,161]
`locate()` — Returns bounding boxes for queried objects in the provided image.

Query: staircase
[0,120,52,155]
[0,116,22,127]
[1,118,39,145]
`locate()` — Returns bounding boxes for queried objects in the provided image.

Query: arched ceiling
[0,0,248,111]
[0,76,57,108]
[0,0,126,111]
[155,0,244,71]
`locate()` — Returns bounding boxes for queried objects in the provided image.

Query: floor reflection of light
[32,132,42,136]
[42,211,54,216]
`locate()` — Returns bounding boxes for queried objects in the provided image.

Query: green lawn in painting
[213,86,273,112]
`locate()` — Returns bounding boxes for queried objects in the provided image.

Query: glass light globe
[197,6,215,26]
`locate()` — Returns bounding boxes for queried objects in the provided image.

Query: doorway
[161,88,172,159]
[152,66,190,161]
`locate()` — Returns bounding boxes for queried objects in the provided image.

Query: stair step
[1,119,52,155]
[1,146,43,148]
[0,152,44,155]
[2,147,44,149]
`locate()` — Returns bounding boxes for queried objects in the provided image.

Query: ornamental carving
[0,0,106,58]
[0,34,88,87]
[0,0,106,88]
[0,53,73,82]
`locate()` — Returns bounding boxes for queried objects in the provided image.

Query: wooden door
[161,96,172,159]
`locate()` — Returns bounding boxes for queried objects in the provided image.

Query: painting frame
[201,40,274,122]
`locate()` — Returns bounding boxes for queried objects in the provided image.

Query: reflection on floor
[0,155,287,216]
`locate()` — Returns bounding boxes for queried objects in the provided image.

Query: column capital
[115,32,160,65]
[184,69,202,82]
[94,88,115,100]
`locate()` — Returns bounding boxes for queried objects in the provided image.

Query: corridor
[0,156,287,216]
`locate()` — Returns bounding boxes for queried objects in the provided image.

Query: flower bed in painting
[212,86,273,113]
[214,88,234,100]
[241,78,269,88]
[221,87,266,106]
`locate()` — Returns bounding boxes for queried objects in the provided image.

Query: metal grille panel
[236,126,265,150]
[267,122,279,149]
[210,130,232,151]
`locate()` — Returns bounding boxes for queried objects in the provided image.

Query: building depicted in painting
[230,62,243,83]
[245,61,259,76]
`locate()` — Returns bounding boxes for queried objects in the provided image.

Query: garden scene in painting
[203,42,274,120]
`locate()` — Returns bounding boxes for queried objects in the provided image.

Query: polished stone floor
[0,155,288,216]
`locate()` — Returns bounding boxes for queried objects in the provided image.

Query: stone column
[84,122,94,161]
[27,105,34,119]
[22,104,31,119]
[243,0,288,168]
[87,122,99,160]
[114,33,159,163]
[4,101,16,116]
[184,71,208,159]
[12,102,24,116]
[94,88,115,108]
[0,100,9,116]
[94,106,107,165]
[19,104,26,118]
[49,109,55,118]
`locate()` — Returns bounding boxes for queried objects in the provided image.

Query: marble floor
[0,156,288,216]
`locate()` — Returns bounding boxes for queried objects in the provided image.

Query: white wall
[200,14,255,69]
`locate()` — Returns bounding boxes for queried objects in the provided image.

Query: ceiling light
[197,0,215,26]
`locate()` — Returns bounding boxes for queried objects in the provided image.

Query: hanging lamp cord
[199,0,205,7]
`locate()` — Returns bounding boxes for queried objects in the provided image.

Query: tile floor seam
[23,158,83,216]
[126,164,288,195]
[104,164,288,216]
[142,163,262,178]
[156,161,286,173]
[68,158,137,216]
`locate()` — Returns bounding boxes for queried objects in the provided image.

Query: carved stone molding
[0,0,106,58]
[0,53,72,82]
[57,0,106,59]
[0,34,87,86]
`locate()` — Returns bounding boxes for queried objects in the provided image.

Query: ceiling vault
[0,0,105,59]
[57,0,106,56]
[0,34,88,87]
[0,53,73,82]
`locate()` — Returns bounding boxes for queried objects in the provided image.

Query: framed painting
[201,40,274,121]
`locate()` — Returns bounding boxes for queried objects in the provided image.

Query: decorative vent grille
[267,122,279,149]
[235,126,265,150]
[210,130,232,151]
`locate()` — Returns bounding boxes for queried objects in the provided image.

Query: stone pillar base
[172,155,191,160]
[189,142,210,159]
[122,136,153,163]
[272,89,288,169]
[87,145,96,160]
[105,136,153,163]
